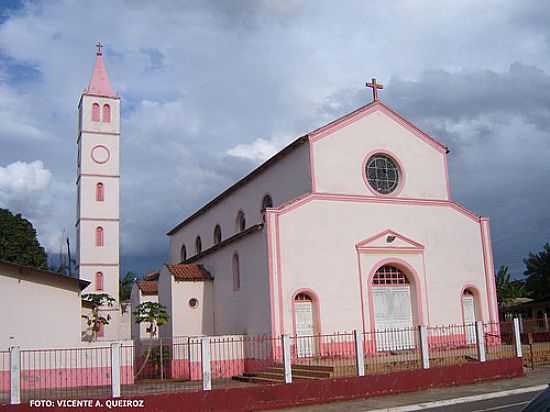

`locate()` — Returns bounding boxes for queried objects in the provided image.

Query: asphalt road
[420,390,544,412]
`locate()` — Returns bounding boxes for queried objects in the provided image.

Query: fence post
[201,336,211,390]
[281,335,292,384]
[475,321,486,362]
[353,330,365,376]
[9,346,20,405]
[159,339,164,380]
[111,342,121,398]
[519,314,524,333]
[544,313,549,332]
[418,325,430,369]
[513,318,523,358]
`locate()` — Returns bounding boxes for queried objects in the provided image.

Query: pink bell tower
[76,42,121,340]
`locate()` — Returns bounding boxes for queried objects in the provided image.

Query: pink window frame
[96,182,104,202]
[96,272,104,291]
[96,226,104,247]
[102,104,111,123]
[92,103,100,122]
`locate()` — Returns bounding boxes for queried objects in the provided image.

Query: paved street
[273,367,550,412]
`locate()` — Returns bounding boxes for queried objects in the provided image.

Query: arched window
[180,244,187,262]
[295,292,313,301]
[232,253,240,291]
[213,224,222,245]
[96,226,104,247]
[102,104,111,123]
[96,182,104,201]
[96,272,104,291]
[372,265,409,285]
[195,236,202,254]
[92,103,100,121]
[236,210,246,233]
[261,194,273,211]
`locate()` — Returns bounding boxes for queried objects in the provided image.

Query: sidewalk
[273,367,550,411]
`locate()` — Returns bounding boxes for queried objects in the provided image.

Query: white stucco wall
[270,198,491,336]
[168,141,311,264]
[312,107,450,200]
[0,266,84,349]
[130,286,158,340]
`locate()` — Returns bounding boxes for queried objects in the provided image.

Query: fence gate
[373,286,415,351]
[295,299,315,357]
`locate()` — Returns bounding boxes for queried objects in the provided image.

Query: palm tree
[496,265,526,306]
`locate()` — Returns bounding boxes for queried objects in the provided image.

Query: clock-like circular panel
[365,153,400,194]
[91,145,110,164]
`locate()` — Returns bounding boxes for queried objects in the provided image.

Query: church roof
[143,271,160,281]
[165,264,212,281]
[136,280,158,295]
[86,50,114,97]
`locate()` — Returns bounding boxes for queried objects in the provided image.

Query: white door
[373,286,415,351]
[462,295,477,344]
[295,301,315,357]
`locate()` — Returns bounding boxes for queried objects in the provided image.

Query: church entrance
[462,289,477,344]
[372,265,415,351]
[294,293,316,357]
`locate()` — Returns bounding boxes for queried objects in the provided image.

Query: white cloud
[0,160,51,194]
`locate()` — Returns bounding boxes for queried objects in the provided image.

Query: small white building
[161,90,499,342]
[0,260,89,349]
[130,272,159,340]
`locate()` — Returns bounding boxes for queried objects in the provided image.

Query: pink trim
[360,149,406,198]
[365,257,426,330]
[356,252,367,334]
[480,218,497,323]
[459,284,482,324]
[102,104,111,123]
[82,93,120,100]
[443,152,452,201]
[276,214,285,334]
[275,192,480,223]
[77,218,120,222]
[265,212,277,338]
[290,288,322,338]
[91,103,100,122]
[308,101,447,154]
[91,145,110,164]
[355,229,424,251]
[80,130,120,136]
[78,263,118,267]
[308,140,317,192]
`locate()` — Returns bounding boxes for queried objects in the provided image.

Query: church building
[160,79,499,342]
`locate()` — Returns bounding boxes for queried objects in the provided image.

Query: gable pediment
[355,229,424,253]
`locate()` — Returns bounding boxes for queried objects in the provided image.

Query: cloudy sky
[0,0,549,278]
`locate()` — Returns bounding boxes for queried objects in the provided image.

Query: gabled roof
[356,229,425,253]
[136,280,158,295]
[86,51,114,97]
[165,264,212,281]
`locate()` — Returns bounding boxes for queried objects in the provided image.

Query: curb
[364,384,548,411]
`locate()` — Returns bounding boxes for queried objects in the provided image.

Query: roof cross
[366,78,384,102]
[96,41,103,56]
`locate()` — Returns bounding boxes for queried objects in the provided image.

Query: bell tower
[76,42,120,339]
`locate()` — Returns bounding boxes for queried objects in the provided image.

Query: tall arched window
[195,236,202,254]
[102,104,111,123]
[96,226,104,247]
[92,103,100,121]
[261,194,273,211]
[236,210,246,233]
[232,253,240,291]
[96,272,104,291]
[213,224,222,245]
[180,244,187,262]
[96,182,104,201]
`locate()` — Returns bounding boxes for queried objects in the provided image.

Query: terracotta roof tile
[143,271,159,281]
[137,280,158,295]
[166,264,212,281]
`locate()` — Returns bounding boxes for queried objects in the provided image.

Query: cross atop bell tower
[366,78,384,102]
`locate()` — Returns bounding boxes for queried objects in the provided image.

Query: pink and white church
[159,79,499,342]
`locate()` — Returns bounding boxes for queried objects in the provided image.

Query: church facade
[162,92,498,340]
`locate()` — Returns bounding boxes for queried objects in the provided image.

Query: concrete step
[263,367,331,379]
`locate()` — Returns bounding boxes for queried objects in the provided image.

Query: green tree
[0,208,48,269]
[119,271,136,302]
[495,265,526,306]
[81,293,116,341]
[134,302,169,377]
[524,243,550,299]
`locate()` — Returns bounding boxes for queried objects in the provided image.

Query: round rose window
[91,145,110,164]
[189,298,199,309]
[365,154,400,194]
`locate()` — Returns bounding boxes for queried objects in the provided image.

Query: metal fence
[2,320,538,405]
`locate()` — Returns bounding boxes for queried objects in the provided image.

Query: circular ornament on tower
[91,145,110,164]
[365,153,400,194]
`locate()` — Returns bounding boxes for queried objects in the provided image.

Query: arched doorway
[294,292,316,357]
[462,289,477,344]
[372,265,415,350]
